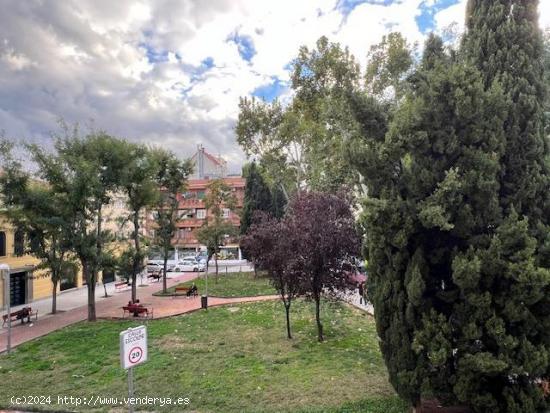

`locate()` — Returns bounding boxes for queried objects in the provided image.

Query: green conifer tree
[240,162,274,236]
[358,2,550,410]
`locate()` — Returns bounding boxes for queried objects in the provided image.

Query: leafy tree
[151,149,193,293]
[196,179,237,280]
[120,144,159,302]
[0,141,75,314]
[241,212,302,339]
[286,191,360,342]
[237,36,363,193]
[236,97,297,193]
[365,32,414,102]
[31,128,128,321]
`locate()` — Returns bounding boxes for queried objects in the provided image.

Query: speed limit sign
[120,326,148,369]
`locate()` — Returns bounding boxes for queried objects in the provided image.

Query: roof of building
[190,148,227,167]
[187,177,245,190]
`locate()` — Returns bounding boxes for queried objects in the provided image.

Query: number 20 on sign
[120,325,148,369]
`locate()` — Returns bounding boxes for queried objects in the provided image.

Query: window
[196,209,206,219]
[0,231,5,256]
[178,209,194,219]
[197,191,206,200]
[222,208,230,218]
[14,229,25,257]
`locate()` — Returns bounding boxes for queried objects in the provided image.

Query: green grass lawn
[154,271,277,297]
[0,300,406,413]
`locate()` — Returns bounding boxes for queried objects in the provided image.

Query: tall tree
[237,36,363,193]
[120,144,159,303]
[356,23,550,411]
[365,32,414,102]
[0,141,75,314]
[196,179,237,279]
[151,150,193,293]
[286,191,360,342]
[33,128,128,321]
[463,0,550,231]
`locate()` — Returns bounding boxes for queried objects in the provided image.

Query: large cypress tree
[462,0,550,235]
[358,19,550,411]
[357,1,550,411]
[358,34,509,408]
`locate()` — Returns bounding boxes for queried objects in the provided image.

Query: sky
[1,0,549,172]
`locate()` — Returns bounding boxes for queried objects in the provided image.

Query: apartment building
[146,147,245,260]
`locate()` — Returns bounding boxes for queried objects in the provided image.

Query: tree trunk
[162,251,169,294]
[83,263,96,322]
[90,204,103,319]
[51,278,58,314]
[285,301,292,339]
[254,266,258,278]
[103,278,109,298]
[214,252,219,283]
[131,210,141,303]
[314,293,323,342]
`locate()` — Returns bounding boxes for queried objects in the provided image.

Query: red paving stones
[0,273,278,352]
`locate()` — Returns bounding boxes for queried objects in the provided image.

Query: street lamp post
[0,264,11,354]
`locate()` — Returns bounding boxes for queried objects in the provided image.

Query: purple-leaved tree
[286,191,360,342]
[241,212,303,339]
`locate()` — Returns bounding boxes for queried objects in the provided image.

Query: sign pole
[120,325,147,413]
[0,265,11,354]
[128,366,134,413]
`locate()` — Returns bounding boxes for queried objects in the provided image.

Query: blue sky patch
[201,57,215,69]
[416,0,460,33]
[140,43,170,63]
[228,33,256,62]
[252,78,287,102]
[336,0,392,17]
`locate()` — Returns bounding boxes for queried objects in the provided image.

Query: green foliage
[0,143,76,313]
[150,149,193,292]
[237,36,370,193]
[463,0,550,227]
[240,162,274,236]
[119,143,161,301]
[357,4,550,410]
[365,32,414,101]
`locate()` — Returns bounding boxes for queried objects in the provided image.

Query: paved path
[0,271,277,352]
[338,289,374,315]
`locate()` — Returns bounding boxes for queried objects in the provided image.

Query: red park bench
[122,304,153,319]
[3,307,38,327]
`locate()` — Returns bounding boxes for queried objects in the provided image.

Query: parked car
[173,258,206,272]
[146,262,162,273]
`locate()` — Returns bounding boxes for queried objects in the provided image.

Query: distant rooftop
[190,144,241,179]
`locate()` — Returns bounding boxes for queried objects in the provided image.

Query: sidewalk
[339,289,374,315]
[0,271,278,352]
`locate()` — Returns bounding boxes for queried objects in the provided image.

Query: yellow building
[0,214,85,308]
